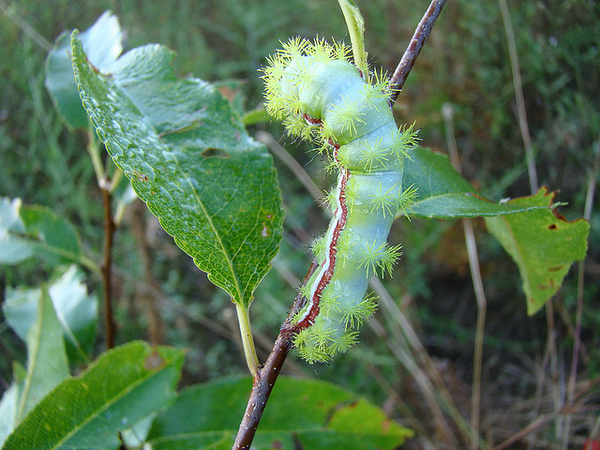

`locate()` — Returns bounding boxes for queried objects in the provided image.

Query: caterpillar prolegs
[263,38,418,363]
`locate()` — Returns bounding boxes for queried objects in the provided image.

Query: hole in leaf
[202,147,230,158]
[548,224,558,230]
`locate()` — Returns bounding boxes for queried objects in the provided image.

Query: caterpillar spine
[263,38,418,363]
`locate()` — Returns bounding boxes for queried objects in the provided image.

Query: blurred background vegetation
[1,0,599,447]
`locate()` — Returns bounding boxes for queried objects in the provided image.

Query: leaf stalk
[235,302,259,377]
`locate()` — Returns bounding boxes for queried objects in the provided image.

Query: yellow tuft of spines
[361,68,394,107]
[309,235,327,263]
[357,241,402,278]
[293,324,358,363]
[369,182,401,218]
[279,36,309,60]
[305,36,336,63]
[327,95,366,136]
[339,293,378,330]
[323,186,339,211]
[336,232,356,267]
[359,137,389,172]
[343,178,360,212]
[397,183,419,219]
[293,324,333,363]
[329,330,359,354]
[390,123,420,163]
[319,288,341,318]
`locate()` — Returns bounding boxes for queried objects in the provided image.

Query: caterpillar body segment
[263,38,417,363]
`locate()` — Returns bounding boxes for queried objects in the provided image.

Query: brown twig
[100,180,117,349]
[388,0,448,106]
[233,261,317,450]
[130,199,164,345]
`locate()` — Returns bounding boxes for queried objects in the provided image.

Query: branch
[388,0,448,106]
[100,179,117,349]
[233,261,317,450]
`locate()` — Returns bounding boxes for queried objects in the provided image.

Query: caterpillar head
[262,38,395,149]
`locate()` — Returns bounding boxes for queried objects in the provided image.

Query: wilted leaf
[485,187,589,315]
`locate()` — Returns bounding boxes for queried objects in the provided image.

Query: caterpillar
[263,38,418,363]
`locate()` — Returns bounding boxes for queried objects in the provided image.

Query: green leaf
[2,341,185,450]
[70,33,284,307]
[484,187,589,315]
[45,11,122,130]
[0,197,95,270]
[402,147,545,219]
[146,376,412,450]
[4,266,98,363]
[15,286,69,424]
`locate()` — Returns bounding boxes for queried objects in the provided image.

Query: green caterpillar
[263,38,418,363]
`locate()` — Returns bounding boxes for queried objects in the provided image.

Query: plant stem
[100,179,117,350]
[233,328,292,450]
[492,375,600,450]
[389,0,448,106]
[87,128,106,182]
[498,0,537,194]
[443,103,487,450]
[130,199,164,345]
[338,0,368,74]
[564,141,599,445]
[233,261,317,450]
[235,302,259,377]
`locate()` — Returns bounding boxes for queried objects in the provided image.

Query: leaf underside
[71,32,284,307]
[403,147,547,219]
[0,197,87,268]
[45,11,123,130]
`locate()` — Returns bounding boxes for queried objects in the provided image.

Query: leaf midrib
[102,60,245,304]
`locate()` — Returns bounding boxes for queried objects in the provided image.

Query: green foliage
[485,188,590,315]
[1,341,185,450]
[0,285,69,447]
[70,32,284,308]
[145,377,412,449]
